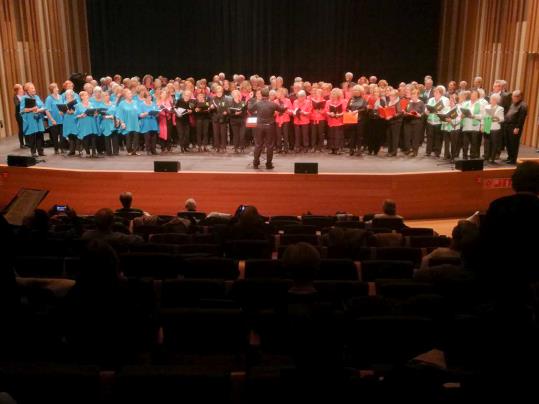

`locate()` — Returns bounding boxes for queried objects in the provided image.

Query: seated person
[114,192,145,219]
[177,197,207,223]
[373,199,403,220]
[226,205,268,240]
[184,198,197,212]
[82,208,143,245]
[419,220,479,270]
[369,199,406,230]
[60,240,145,366]
[282,242,320,295]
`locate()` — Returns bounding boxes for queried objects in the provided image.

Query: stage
[0,135,534,219]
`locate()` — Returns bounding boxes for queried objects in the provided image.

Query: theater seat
[176,243,223,257]
[282,225,317,235]
[13,256,65,278]
[375,279,435,299]
[345,316,436,367]
[159,308,248,354]
[244,259,286,279]
[161,279,228,308]
[280,234,319,246]
[230,279,292,311]
[407,235,451,248]
[317,259,359,280]
[119,252,179,279]
[371,217,405,230]
[224,240,273,260]
[182,257,239,280]
[374,247,423,268]
[114,365,231,404]
[399,227,435,236]
[313,280,369,304]
[360,260,414,281]
[301,215,337,229]
[148,233,192,245]
[0,363,101,404]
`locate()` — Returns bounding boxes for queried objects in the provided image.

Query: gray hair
[297,90,306,97]
[435,85,446,94]
[490,93,501,103]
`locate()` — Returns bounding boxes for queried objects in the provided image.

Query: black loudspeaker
[294,162,318,174]
[154,161,180,172]
[7,155,37,167]
[455,159,484,171]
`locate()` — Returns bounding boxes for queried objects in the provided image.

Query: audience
[1,161,539,401]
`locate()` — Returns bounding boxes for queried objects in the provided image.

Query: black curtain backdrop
[87,0,441,86]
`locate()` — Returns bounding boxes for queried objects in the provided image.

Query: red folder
[379,106,396,120]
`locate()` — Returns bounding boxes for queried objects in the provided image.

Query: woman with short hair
[292,90,312,153]
[75,91,99,157]
[346,85,368,156]
[325,88,346,155]
[229,89,247,153]
[461,89,483,159]
[13,84,25,148]
[115,89,141,156]
[20,82,47,157]
[45,83,65,154]
[402,88,425,157]
[138,89,159,155]
[482,93,505,163]
[62,90,79,156]
[274,88,293,153]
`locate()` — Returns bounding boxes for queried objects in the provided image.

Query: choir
[15,72,528,166]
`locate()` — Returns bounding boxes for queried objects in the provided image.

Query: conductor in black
[247,87,287,169]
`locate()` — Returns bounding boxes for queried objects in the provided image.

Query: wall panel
[438,0,539,148]
[0,0,90,138]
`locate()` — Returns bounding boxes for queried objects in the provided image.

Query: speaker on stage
[294,162,318,174]
[7,155,37,167]
[455,159,484,171]
[154,161,181,172]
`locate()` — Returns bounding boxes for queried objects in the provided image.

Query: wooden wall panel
[0,0,90,138]
[0,166,517,219]
[438,0,539,148]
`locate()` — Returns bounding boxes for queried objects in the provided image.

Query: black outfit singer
[347,96,368,155]
[504,100,528,164]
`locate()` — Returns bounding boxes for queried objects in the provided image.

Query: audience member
[373,199,403,220]
[114,192,145,219]
[419,220,478,270]
[82,208,143,245]
[226,205,268,240]
[184,198,197,212]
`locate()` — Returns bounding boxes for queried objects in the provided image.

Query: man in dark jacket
[247,87,287,169]
[503,90,528,164]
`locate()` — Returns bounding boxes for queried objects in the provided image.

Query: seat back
[224,240,273,260]
[183,257,239,280]
[317,259,359,280]
[244,259,286,279]
[360,260,414,281]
